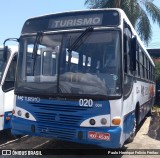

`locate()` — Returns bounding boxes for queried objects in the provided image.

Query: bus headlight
[17,110,22,116]
[80,115,110,127]
[25,112,30,118]
[101,118,107,125]
[89,119,96,125]
[14,107,36,121]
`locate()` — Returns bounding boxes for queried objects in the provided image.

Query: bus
[9,9,155,148]
[0,46,17,133]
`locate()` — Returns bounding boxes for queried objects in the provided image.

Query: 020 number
[79,99,93,107]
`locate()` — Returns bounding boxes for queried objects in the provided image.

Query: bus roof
[25,8,121,21]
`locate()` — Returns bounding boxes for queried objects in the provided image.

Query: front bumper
[11,116,122,148]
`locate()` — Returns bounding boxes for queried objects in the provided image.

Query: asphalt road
[0,116,159,158]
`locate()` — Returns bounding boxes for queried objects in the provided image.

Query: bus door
[0,49,7,130]
[123,22,138,139]
[1,54,17,130]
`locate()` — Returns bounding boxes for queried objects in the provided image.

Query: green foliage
[155,62,160,81]
[84,0,160,45]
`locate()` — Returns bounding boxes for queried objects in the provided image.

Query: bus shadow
[136,116,147,133]
[37,139,125,158]
[0,129,17,146]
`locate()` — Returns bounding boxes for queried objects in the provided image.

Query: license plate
[88,131,110,141]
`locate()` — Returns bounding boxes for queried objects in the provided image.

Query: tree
[84,0,160,45]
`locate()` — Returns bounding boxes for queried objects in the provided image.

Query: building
[147,49,160,62]
[147,49,160,104]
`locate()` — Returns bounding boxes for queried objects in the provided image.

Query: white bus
[8,9,155,148]
[0,46,17,133]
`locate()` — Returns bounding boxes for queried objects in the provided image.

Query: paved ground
[121,116,160,158]
[148,112,160,140]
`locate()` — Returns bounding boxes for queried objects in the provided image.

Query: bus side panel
[136,81,155,125]
[122,83,136,143]
[122,80,155,142]
[123,112,135,140]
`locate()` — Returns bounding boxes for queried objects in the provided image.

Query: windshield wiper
[67,27,94,70]
[32,32,43,75]
[68,27,94,52]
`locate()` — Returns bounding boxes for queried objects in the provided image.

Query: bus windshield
[16,30,121,98]
[0,50,7,82]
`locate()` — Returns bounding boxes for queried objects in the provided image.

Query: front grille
[34,112,83,126]
[30,101,89,140]
[32,102,90,112]
[37,124,76,140]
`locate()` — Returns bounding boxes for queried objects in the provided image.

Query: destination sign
[48,14,103,29]
[22,10,120,33]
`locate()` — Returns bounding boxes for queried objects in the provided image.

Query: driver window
[5,56,17,81]
[2,55,17,92]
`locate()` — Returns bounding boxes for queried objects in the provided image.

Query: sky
[0,0,160,49]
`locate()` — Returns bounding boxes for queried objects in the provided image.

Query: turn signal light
[112,117,121,125]
[6,117,10,121]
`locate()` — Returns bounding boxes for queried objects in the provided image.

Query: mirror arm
[3,38,19,47]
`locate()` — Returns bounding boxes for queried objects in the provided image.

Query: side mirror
[130,36,137,71]
[3,46,9,62]
[3,38,19,61]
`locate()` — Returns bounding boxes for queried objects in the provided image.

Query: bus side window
[124,34,127,73]
[136,44,140,77]
[123,23,133,96]
[2,55,17,92]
